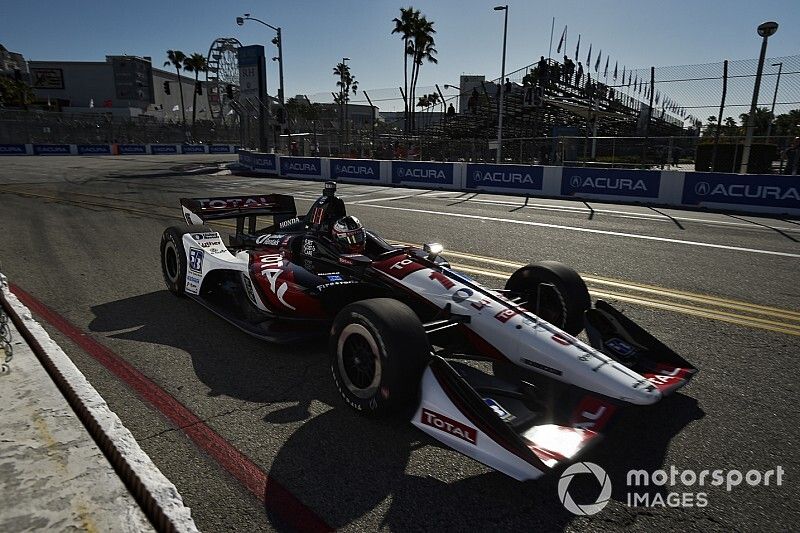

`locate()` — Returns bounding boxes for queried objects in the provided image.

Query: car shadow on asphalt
[88,290,705,530]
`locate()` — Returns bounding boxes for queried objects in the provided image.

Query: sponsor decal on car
[279,217,301,228]
[484,398,515,422]
[188,248,204,273]
[197,196,277,209]
[256,234,283,246]
[185,274,201,295]
[324,274,343,282]
[420,408,477,445]
[302,238,315,256]
[192,232,220,240]
[521,357,563,376]
[316,280,358,291]
[258,254,295,310]
[494,309,517,323]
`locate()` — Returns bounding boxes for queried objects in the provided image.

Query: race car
[160,181,697,481]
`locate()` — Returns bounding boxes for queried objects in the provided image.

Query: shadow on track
[87,290,704,530]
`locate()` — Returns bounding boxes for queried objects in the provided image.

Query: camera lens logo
[694,181,711,196]
[557,462,612,515]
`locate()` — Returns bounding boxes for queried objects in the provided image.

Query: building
[26,55,212,121]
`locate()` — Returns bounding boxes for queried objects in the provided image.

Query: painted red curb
[11,284,333,533]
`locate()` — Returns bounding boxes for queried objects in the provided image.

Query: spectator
[563,56,576,84]
[537,56,549,84]
[447,103,455,115]
[467,88,479,114]
[550,63,561,85]
[576,62,584,87]
[504,77,512,95]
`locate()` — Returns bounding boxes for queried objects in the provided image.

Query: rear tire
[330,298,430,417]
[160,225,211,296]
[505,261,590,335]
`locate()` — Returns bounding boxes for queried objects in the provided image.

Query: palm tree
[739,107,773,137]
[408,15,437,132]
[164,50,187,123]
[183,53,208,126]
[333,62,358,141]
[392,7,420,132]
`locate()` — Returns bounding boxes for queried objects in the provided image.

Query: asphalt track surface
[0,155,798,532]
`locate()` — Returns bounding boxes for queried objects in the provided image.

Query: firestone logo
[694,181,799,201]
[397,167,447,180]
[474,170,536,184]
[570,175,648,192]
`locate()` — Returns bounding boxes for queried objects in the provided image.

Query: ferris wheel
[206,37,242,123]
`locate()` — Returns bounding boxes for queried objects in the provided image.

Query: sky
[2,0,798,112]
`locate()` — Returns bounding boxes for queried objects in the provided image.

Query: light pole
[237,13,287,144]
[740,20,778,174]
[494,5,508,163]
[766,61,783,141]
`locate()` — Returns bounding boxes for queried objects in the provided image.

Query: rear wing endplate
[180,194,297,225]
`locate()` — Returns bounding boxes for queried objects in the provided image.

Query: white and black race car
[160,181,697,481]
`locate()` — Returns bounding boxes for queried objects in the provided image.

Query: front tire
[505,261,591,335]
[330,298,430,416]
[160,225,211,296]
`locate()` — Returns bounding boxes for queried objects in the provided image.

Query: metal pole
[276,27,288,145]
[740,34,770,173]
[766,62,783,141]
[643,66,655,167]
[711,59,728,171]
[548,17,555,61]
[496,6,508,163]
[364,91,376,157]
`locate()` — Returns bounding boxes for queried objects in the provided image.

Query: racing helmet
[332,216,366,254]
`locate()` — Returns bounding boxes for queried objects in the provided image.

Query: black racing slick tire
[505,261,591,335]
[160,225,211,296]
[330,298,431,417]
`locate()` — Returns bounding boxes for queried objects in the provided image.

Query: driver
[332,215,366,255]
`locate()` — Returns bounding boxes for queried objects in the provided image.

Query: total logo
[336,164,374,176]
[474,170,537,185]
[694,181,799,201]
[397,167,448,180]
[283,161,318,173]
[570,175,648,192]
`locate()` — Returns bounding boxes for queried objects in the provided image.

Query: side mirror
[423,242,444,260]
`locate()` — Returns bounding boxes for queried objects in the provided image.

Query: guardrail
[0,143,239,156]
[236,150,800,217]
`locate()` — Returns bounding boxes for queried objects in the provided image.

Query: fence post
[711,59,728,171]
[642,66,655,167]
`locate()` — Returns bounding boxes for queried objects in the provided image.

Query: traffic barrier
[235,151,799,216]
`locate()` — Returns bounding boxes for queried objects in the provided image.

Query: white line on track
[355,203,800,258]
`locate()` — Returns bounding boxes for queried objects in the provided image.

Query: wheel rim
[337,323,381,399]
[163,241,179,282]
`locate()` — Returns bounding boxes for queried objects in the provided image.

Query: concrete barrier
[235,151,800,217]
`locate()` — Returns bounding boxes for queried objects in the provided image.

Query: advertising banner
[118,144,147,155]
[252,153,277,172]
[150,144,178,154]
[682,172,800,210]
[77,144,111,155]
[209,145,232,153]
[280,156,322,178]
[0,144,27,155]
[391,161,455,187]
[331,159,381,181]
[182,144,207,154]
[561,167,661,198]
[33,144,71,155]
[466,163,544,191]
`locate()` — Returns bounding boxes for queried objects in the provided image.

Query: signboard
[33,144,70,155]
[561,167,661,198]
[253,153,277,172]
[0,144,27,155]
[466,163,543,191]
[682,172,800,210]
[110,56,154,104]
[391,161,455,187]
[77,144,111,155]
[30,68,64,89]
[331,159,381,181]
[118,144,147,155]
[150,144,178,154]
[237,45,267,104]
[209,144,231,153]
[182,144,206,154]
[280,156,321,178]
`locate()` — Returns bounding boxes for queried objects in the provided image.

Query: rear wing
[180,194,297,225]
